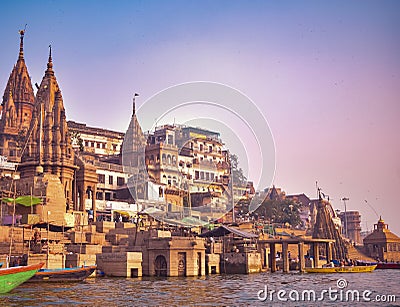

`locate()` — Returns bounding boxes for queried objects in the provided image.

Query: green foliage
[255,199,302,227]
[230,153,247,187]
[69,131,84,152]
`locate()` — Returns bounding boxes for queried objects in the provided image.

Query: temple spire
[46,44,54,76]
[132,93,139,117]
[18,27,26,60]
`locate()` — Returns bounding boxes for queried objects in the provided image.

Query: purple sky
[1,1,399,234]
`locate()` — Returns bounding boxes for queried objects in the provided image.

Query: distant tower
[0,29,35,162]
[339,211,362,245]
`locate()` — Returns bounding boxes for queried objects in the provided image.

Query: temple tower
[121,94,148,201]
[0,29,35,162]
[18,46,77,223]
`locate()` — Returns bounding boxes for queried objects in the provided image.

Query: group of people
[323,258,357,268]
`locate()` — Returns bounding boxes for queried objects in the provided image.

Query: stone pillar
[326,242,332,263]
[313,243,320,268]
[92,185,97,222]
[282,242,289,273]
[270,243,276,273]
[298,242,305,273]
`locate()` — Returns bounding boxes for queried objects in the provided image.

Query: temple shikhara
[0,30,35,163]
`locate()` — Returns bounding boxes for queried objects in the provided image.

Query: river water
[1,270,399,306]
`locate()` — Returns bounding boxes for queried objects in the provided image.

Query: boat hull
[376,263,400,269]
[0,262,44,293]
[305,265,377,273]
[28,265,97,282]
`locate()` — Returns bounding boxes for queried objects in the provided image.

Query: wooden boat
[305,265,377,273]
[376,262,400,269]
[0,262,44,293]
[27,265,97,282]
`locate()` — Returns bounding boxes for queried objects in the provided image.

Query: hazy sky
[1,1,399,234]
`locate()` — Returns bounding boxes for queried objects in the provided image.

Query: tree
[69,131,84,152]
[255,199,302,227]
[229,153,247,187]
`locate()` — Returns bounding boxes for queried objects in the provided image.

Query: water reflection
[2,270,399,306]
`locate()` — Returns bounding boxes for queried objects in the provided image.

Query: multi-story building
[68,121,124,157]
[145,124,231,212]
[339,211,362,245]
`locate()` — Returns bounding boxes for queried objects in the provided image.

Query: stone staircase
[346,243,375,262]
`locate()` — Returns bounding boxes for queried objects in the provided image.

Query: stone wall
[96,252,142,277]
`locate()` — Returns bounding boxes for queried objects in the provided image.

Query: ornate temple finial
[48,44,53,66]
[18,25,27,60]
[45,44,54,75]
[132,93,139,117]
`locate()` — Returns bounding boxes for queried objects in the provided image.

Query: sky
[1,0,399,234]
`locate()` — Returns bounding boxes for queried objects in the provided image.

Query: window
[96,192,103,200]
[105,192,111,201]
[85,141,89,147]
[91,142,94,148]
[98,174,105,183]
[167,134,174,145]
[209,145,213,153]
[195,171,199,180]
[96,143,100,148]
[102,143,106,149]
[109,175,113,185]
[113,144,117,151]
[117,177,125,186]
[199,144,203,151]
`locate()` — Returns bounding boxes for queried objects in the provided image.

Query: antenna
[341,197,349,238]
